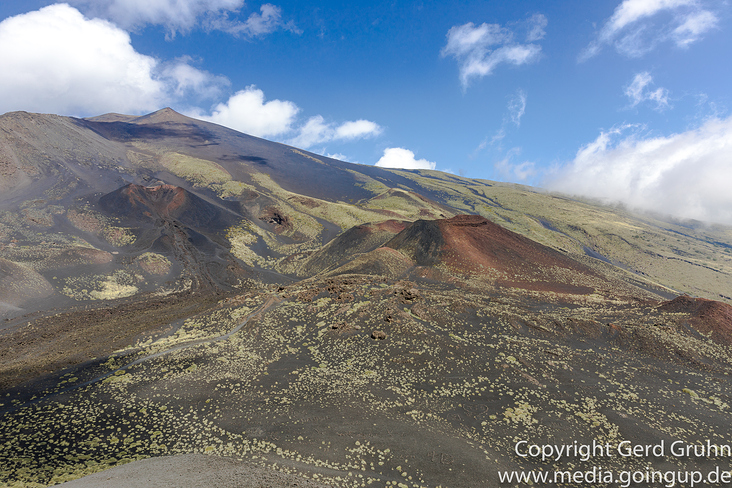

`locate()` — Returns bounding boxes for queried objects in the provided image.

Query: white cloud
[0,4,376,150]
[495,159,536,181]
[336,120,382,140]
[624,72,670,110]
[547,117,732,224]
[472,90,527,158]
[213,3,300,37]
[68,0,244,35]
[375,148,436,170]
[288,115,330,147]
[526,13,548,42]
[0,4,229,116]
[288,115,382,148]
[323,152,350,162]
[493,147,536,182]
[68,0,299,38]
[580,0,718,61]
[469,136,489,159]
[191,91,382,145]
[491,128,506,146]
[672,9,718,47]
[161,56,230,100]
[193,86,300,137]
[441,18,543,89]
[607,0,693,33]
[0,4,166,115]
[508,89,527,126]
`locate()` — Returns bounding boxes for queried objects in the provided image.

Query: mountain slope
[2,108,732,487]
[1,108,729,305]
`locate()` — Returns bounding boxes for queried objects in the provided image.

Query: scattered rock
[372,330,387,340]
[297,288,319,302]
[396,287,421,303]
[259,207,288,227]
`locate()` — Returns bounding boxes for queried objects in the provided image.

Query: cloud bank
[375,148,436,170]
[547,117,732,225]
[441,15,545,89]
[580,0,718,60]
[0,4,203,115]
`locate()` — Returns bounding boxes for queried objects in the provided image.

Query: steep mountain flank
[659,295,732,345]
[384,214,600,294]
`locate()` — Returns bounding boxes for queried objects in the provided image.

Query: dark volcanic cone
[99,183,227,229]
[298,220,409,276]
[659,295,732,345]
[98,183,269,291]
[386,214,600,294]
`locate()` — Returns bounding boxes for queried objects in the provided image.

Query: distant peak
[132,107,192,125]
[85,108,191,125]
[84,112,140,123]
[155,107,178,115]
[84,108,185,124]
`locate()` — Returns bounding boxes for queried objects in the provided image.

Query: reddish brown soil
[121,184,186,218]
[375,220,408,233]
[44,247,113,268]
[100,183,227,230]
[374,246,407,258]
[100,183,187,221]
[659,295,732,345]
[259,206,292,233]
[432,215,598,293]
[439,215,568,270]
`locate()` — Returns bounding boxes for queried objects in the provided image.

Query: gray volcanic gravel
[57,454,333,488]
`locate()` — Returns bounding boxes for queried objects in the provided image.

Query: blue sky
[1,0,731,224]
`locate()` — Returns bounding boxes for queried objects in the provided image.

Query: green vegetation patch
[159,152,232,189]
[61,270,139,301]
